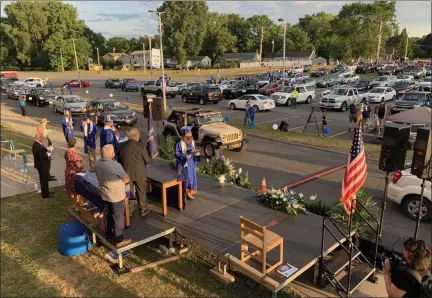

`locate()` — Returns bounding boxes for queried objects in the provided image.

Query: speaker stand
[414,178,426,239]
[377,171,390,240]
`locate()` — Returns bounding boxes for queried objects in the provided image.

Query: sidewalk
[1,103,88,198]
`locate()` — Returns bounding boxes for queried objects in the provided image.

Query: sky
[1,1,431,38]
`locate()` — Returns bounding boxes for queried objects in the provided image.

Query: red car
[259,83,280,95]
[62,80,90,88]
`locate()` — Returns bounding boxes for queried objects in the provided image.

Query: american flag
[340,127,367,215]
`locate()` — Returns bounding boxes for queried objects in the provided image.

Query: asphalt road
[2,92,429,247]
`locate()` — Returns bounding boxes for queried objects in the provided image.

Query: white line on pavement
[288,120,334,131]
[255,116,299,125]
[1,181,17,188]
[329,130,349,138]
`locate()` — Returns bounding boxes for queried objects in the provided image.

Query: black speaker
[411,127,432,179]
[378,123,411,172]
[152,97,164,121]
[143,95,149,118]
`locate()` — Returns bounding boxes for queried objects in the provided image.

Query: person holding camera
[384,238,431,297]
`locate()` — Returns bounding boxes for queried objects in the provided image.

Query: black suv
[181,85,222,105]
[26,88,56,107]
[391,91,431,114]
[222,81,259,99]
[105,78,121,88]
[355,63,376,74]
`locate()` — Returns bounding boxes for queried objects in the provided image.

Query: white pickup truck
[140,80,178,98]
[320,87,367,111]
[271,85,316,106]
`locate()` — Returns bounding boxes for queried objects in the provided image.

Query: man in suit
[36,118,57,181]
[32,133,53,198]
[117,128,152,216]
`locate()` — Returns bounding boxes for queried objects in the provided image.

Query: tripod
[302,107,321,135]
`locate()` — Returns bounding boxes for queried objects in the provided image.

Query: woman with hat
[175,127,200,200]
[37,118,57,181]
[80,114,97,154]
[100,114,118,157]
[61,109,74,143]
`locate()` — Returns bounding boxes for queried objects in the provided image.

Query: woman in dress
[61,109,74,143]
[64,138,84,211]
[377,99,387,134]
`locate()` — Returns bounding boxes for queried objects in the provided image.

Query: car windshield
[402,93,425,101]
[396,75,408,79]
[255,95,270,100]
[343,74,351,78]
[198,113,224,125]
[282,87,295,93]
[378,77,388,81]
[422,77,432,82]
[104,101,128,111]
[167,82,177,87]
[358,80,369,85]
[125,79,135,82]
[65,96,84,103]
[263,84,276,88]
[370,88,385,93]
[112,79,120,82]
[330,89,348,95]
[394,81,409,88]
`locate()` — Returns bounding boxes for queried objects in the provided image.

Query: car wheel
[340,102,347,112]
[171,94,176,98]
[306,96,312,104]
[53,105,57,113]
[381,97,385,102]
[203,142,215,157]
[182,95,188,103]
[229,103,236,110]
[361,98,367,104]
[325,83,329,88]
[213,101,218,104]
[402,195,431,221]
[121,87,124,91]
[199,97,206,105]
[392,95,395,101]
[141,89,146,96]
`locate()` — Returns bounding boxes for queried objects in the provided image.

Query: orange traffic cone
[260,177,267,192]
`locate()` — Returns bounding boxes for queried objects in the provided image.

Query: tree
[159,1,209,65]
[201,13,236,64]
[285,26,312,51]
[246,15,275,54]
[84,26,107,59]
[106,37,131,53]
[226,14,253,52]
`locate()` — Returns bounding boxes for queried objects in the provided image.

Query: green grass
[1,124,35,152]
[0,187,301,297]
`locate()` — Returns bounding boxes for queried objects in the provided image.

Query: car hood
[272,92,291,96]
[107,109,135,117]
[419,82,431,86]
[200,122,240,136]
[112,81,121,85]
[393,100,423,106]
[368,92,385,96]
[325,94,346,99]
[65,102,87,108]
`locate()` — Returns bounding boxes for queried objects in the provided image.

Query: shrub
[258,188,308,215]
[197,156,235,176]
[228,168,255,191]
[305,197,332,217]
[158,136,177,167]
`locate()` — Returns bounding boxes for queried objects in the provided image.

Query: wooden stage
[71,160,353,295]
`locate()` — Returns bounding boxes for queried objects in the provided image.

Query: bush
[305,198,332,217]
[158,136,177,167]
[228,168,255,191]
[197,156,235,176]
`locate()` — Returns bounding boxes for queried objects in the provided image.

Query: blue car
[120,78,139,92]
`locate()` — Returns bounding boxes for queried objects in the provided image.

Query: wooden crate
[80,203,99,227]
[97,214,105,232]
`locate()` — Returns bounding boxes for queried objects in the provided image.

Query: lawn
[1,124,35,154]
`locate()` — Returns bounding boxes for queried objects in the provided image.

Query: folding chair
[19,153,34,185]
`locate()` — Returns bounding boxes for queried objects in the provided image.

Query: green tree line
[1,1,430,70]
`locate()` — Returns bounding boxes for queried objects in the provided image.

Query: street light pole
[96,47,100,73]
[279,18,287,87]
[60,49,64,72]
[404,29,409,59]
[72,39,81,88]
[149,36,153,72]
[149,9,169,111]
[142,43,147,75]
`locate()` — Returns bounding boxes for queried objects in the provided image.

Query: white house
[130,49,161,69]
[102,53,131,65]
[313,56,327,65]
[187,56,212,68]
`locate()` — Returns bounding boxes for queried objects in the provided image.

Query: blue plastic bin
[58,221,91,256]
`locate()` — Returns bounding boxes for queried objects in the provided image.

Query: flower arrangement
[228,167,255,191]
[197,156,235,177]
[258,187,308,215]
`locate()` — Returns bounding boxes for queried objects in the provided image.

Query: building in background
[187,56,212,68]
[130,49,161,69]
[102,53,131,65]
[220,52,261,64]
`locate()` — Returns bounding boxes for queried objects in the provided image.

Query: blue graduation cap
[126,96,131,101]
[181,126,193,135]
[225,116,231,122]
[83,115,89,121]
[168,104,173,110]
[104,114,113,122]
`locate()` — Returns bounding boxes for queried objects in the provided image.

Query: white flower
[276,201,280,204]
[292,203,299,208]
[289,190,294,196]
[272,194,277,199]
[309,194,317,201]
[206,159,210,163]
[279,194,284,199]
[283,198,287,202]
[238,168,243,174]
[283,186,288,192]
[298,193,303,199]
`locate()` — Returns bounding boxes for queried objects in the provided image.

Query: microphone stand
[414,178,426,239]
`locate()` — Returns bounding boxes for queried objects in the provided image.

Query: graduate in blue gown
[247,103,255,129]
[100,115,118,156]
[80,115,97,154]
[175,127,200,200]
[61,109,74,143]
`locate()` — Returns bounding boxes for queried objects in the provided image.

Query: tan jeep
[163,108,246,157]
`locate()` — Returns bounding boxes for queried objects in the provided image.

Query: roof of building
[188,56,210,62]
[130,49,160,56]
[222,52,259,60]
[264,49,314,59]
[104,53,129,57]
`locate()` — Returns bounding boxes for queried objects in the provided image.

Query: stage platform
[71,160,353,294]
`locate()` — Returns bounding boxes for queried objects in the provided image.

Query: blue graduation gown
[175,141,200,191]
[100,127,118,153]
[80,121,97,154]
[248,105,255,128]
[61,116,74,142]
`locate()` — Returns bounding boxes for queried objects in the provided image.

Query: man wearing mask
[80,115,97,154]
[117,128,152,217]
[32,133,54,198]
[100,115,118,157]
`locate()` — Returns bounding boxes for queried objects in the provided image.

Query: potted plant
[198,156,235,184]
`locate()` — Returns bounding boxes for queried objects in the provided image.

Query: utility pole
[376,21,383,65]
[259,26,264,63]
[96,47,100,73]
[72,39,81,88]
[149,36,153,72]
[278,18,287,87]
[149,9,169,111]
[272,39,275,53]
[404,31,409,59]
[59,49,64,72]
[142,42,147,75]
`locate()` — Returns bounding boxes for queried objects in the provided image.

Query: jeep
[163,108,246,157]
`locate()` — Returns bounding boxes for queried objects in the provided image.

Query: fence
[240,59,313,69]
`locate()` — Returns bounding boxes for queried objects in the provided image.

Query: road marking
[1,181,17,188]
[255,116,300,125]
[329,130,349,138]
[288,120,334,131]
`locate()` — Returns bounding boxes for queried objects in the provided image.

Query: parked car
[387,167,431,221]
[418,77,431,92]
[7,85,30,100]
[105,78,121,89]
[228,94,275,111]
[393,81,418,99]
[426,65,432,76]
[177,82,201,94]
[366,87,396,103]
[303,65,312,72]
[13,78,45,87]
[218,80,238,91]
[52,95,87,114]
[316,76,339,88]
[163,109,245,157]
[331,64,348,73]
[223,81,259,99]
[370,75,397,87]
[390,91,431,114]
[272,86,316,106]
[292,77,316,89]
[355,63,376,74]
[339,73,360,84]
[310,68,327,77]
[120,78,139,92]
[350,80,375,96]
[0,78,16,93]
[258,83,281,95]
[395,74,415,82]
[62,80,90,88]
[181,85,222,105]
[88,99,137,126]
[320,87,362,112]
[140,80,178,97]
[26,88,56,106]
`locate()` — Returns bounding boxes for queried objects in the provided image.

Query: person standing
[321,108,328,137]
[80,115,97,154]
[32,134,53,198]
[85,104,98,124]
[244,99,251,126]
[95,144,131,248]
[61,109,74,143]
[117,128,152,216]
[377,99,387,134]
[175,127,200,200]
[37,118,56,181]
[18,95,26,118]
[290,88,299,109]
[247,102,256,128]
[64,138,84,211]
[348,99,359,132]
[100,115,118,157]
